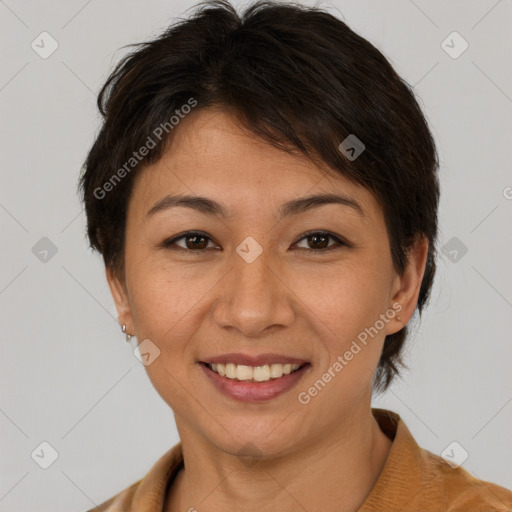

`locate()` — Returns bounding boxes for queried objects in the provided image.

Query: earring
[121,323,132,342]
[397,316,402,322]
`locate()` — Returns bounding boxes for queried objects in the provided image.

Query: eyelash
[162,230,349,254]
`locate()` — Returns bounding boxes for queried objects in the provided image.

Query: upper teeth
[209,363,302,382]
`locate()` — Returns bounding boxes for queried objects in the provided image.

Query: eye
[293,231,347,252]
[163,231,220,251]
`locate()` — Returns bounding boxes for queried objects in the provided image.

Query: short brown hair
[78,0,440,393]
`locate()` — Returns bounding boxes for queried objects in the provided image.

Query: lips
[200,360,311,402]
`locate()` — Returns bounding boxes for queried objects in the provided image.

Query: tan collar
[91,408,512,511]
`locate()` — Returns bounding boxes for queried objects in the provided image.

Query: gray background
[1,0,511,510]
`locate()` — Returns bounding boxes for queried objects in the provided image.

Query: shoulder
[84,442,184,512]
[364,409,512,512]
[419,446,512,511]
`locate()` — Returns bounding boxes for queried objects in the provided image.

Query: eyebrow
[146,192,365,219]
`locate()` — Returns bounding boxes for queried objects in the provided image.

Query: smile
[200,361,311,402]
[207,362,303,382]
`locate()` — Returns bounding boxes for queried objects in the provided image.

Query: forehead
[129,108,381,223]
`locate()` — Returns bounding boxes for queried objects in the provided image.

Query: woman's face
[107,107,426,457]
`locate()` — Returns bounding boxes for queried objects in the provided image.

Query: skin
[106,107,429,512]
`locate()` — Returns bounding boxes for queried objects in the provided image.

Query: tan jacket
[88,408,512,511]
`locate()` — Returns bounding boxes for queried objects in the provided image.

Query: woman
[79,1,512,510]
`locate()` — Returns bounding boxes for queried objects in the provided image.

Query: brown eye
[294,231,346,251]
[183,234,209,249]
[164,232,217,251]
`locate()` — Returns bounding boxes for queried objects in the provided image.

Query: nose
[212,248,296,338]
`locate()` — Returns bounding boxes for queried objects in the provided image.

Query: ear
[387,235,429,335]
[105,266,134,333]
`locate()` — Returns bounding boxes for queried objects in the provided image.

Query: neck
[165,405,392,512]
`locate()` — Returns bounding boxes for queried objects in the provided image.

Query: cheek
[126,260,223,382]
[302,274,388,407]
[127,267,204,408]
[303,261,389,332]
[128,258,210,332]
[298,262,391,392]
